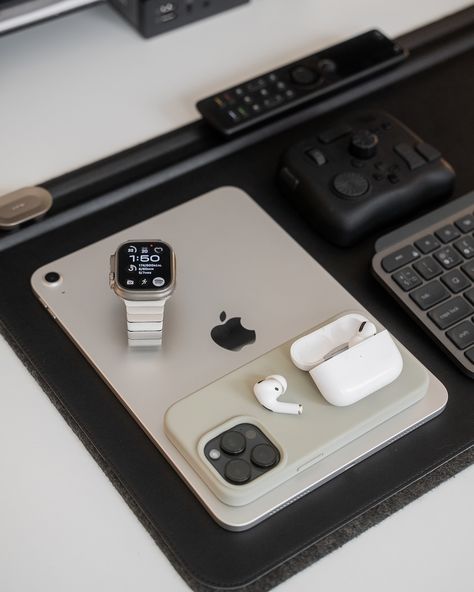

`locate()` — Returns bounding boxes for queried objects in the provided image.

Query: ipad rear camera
[44,271,61,285]
[204,423,280,485]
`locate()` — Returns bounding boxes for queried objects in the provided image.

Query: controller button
[318,124,352,144]
[349,129,379,159]
[388,174,400,184]
[279,167,299,191]
[394,143,426,170]
[415,142,441,162]
[306,148,327,166]
[290,65,319,85]
[351,159,365,168]
[332,172,370,198]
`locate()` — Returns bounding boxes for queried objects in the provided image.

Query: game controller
[278,111,455,246]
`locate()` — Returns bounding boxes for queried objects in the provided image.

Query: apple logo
[211,311,256,351]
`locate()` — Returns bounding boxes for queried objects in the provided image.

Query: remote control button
[462,261,474,280]
[415,142,441,162]
[290,65,319,86]
[435,224,460,243]
[332,172,370,199]
[224,459,251,484]
[440,269,470,293]
[220,431,246,455]
[318,124,352,144]
[246,78,266,92]
[392,267,422,291]
[306,148,327,166]
[454,235,474,258]
[413,256,443,280]
[409,281,449,310]
[446,320,474,350]
[251,444,278,468]
[349,129,379,159]
[428,296,473,329]
[382,245,420,272]
[434,246,463,269]
[317,58,337,74]
[414,234,440,254]
[465,347,474,364]
[227,109,240,123]
[454,214,474,233]
[465,287,474,305]
[394,143,426,170]
[263,95,284,108]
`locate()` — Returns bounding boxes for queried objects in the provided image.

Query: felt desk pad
[0,40,473,592]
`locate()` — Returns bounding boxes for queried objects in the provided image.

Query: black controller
[278,112,456,246]
[196,30,408,136]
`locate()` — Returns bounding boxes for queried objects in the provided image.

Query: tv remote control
[196,30,408,136]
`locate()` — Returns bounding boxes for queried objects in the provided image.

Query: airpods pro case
[290,313,403,406]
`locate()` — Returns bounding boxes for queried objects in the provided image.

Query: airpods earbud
[253,375,303,415]
[348,321,377,347]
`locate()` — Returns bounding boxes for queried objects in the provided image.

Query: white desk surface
[1,1,473,591]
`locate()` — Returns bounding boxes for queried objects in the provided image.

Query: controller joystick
[349,129,379,159]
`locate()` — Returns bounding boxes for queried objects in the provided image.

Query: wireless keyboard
[372,191,474,378]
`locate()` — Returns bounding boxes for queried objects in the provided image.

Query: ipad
[31,187,447,529]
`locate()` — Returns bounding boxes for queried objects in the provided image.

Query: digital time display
[117,241,173,291]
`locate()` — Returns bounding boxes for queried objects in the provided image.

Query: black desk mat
[1,34,473,592]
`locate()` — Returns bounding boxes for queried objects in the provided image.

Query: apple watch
[109,240,176,347]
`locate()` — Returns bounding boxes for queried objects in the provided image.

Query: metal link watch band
[124,299,166,347]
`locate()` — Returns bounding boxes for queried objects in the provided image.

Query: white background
[1,1,473,591]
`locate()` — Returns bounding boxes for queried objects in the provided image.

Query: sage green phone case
[164,313,429,507]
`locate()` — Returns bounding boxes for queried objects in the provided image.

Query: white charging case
[290,314,403,406]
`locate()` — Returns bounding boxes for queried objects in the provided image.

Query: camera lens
[44,272,61,284]
[224,459,251,484]
[220,430,246,455]
[251,444,278,468]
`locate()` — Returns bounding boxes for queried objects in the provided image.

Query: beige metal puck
[0,186,53,230]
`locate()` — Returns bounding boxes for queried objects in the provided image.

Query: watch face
[116,241,173,291]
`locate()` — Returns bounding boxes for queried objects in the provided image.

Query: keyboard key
[453,235,474,258]
[465,287,474,305]
[428,296,473,329]
[413,256,442,280]
[434,246,462,269]
[382,245,420,272]
[440,269,471,293]
[394,143,425,170]
[454,214,474,233]
[392,267,422,291]
[414,234,440,254]
[466,347,474,364]
[462,260,474,280]
[409,281,449,310]
[435,224,460,243]
[446,320,474,349]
